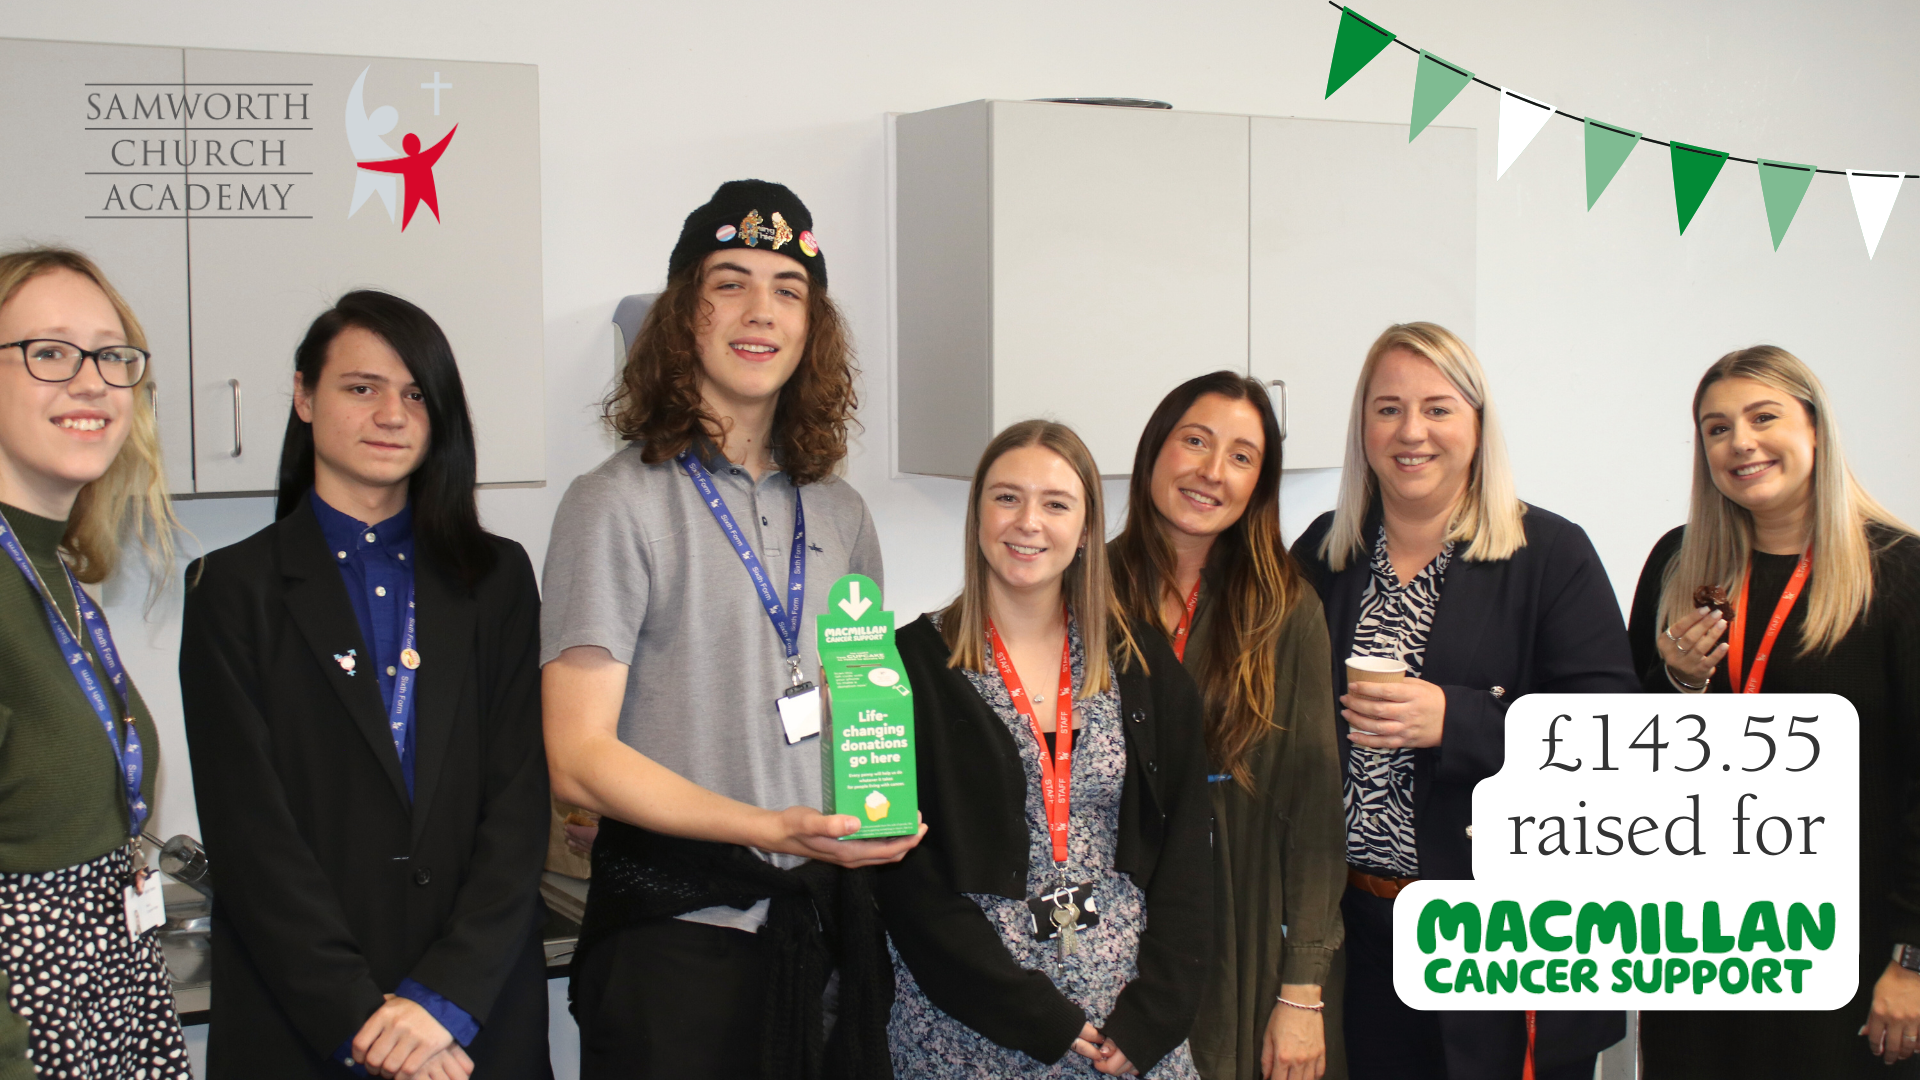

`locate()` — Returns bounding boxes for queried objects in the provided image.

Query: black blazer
[1292,504,1634,1074]
[180,499,551,1077]
[874,615,1212,1076]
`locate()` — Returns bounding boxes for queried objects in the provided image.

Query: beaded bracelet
[1276,996,1325,1012]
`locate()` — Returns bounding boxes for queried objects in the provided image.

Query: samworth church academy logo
[345,67,457,231]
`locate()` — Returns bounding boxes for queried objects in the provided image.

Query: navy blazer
[1291,503,1635,1075]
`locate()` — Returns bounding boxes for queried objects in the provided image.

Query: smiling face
[978,444,1088,598]
[1149,392,1264,545]
[293,326,430,509]
[1362,347,1480,517]
[693,247,811,412]
[1697,375,1816,524]
[0,268,136,518]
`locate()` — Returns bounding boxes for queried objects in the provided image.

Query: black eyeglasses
[2,339,150,388]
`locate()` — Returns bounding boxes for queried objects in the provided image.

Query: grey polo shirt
[540,443,883,927]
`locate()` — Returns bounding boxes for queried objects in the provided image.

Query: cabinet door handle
[228,378,243,458]
[1267,379,1287,441]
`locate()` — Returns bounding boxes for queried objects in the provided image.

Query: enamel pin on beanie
[668,179,826,286]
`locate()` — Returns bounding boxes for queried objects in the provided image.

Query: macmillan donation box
[817,574,918,839]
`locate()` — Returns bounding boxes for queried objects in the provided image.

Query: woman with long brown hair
[1629,346,1920,1077]
[0,246,187,1078]
[877,419,1213,1078]
[1110,372,1345,1080]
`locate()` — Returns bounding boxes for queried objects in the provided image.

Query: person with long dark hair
[0,246,189,1079]
[1629,346,1920,1077]
[1109,372,1345,1080]
[877,420,1213,1079]
[540,180,918,1080]
[180,291,551,1078]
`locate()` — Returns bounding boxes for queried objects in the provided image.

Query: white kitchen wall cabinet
[1249,116,1476,469]
[895,99,1251,478]
[894,99,1475,477]
[0,39,544,495]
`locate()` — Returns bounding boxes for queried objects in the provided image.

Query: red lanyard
[987,616,1076,868]
[1170,580,1202,662]
[1728,547,1812,694]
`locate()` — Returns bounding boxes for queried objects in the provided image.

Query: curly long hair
[1110,371,1300,786]
[604,259,858,484]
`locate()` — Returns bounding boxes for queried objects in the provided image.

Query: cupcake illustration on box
[815,574,918,839]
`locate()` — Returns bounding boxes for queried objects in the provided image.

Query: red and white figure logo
[344,67,458,231]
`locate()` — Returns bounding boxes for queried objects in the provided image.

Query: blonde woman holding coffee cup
[1290,323,1635,1080]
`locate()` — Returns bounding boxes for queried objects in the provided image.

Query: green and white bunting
[1410,52,1473,141]
[1324,7,1395,99]
[1496,89,1554,179]
[1670,142,1729,234]
[1583,119,1641,210]
[1757,160,1816,250]
[1320,3,1914,256]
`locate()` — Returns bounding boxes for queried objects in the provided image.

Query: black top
[179,500,552,1075]
[1292,504,1634,1076]
[874,615,1213,1075]
[1630,524,1920,1079]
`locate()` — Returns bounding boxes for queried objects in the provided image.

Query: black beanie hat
[667,179,826,287]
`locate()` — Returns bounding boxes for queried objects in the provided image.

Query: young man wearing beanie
[541,180,920,1080]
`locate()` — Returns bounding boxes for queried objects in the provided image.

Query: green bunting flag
[1584,118,1642,209]
[1325,7,1396,99]
[1670,141,1729,234]
[1410,52,1474,141]
[1757,159,1817,250]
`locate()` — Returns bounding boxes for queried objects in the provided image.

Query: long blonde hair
[941,419,1143,696]
[1658,346,1908,654]
[1321,322,1526,570]
[0,248,178,586]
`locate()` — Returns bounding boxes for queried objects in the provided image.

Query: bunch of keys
[1052,898,1082,958]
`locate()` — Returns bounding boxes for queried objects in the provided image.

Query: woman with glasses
[0,247,189,1079]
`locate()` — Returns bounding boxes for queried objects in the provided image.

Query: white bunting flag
[1497,89,1555,179]
[1846,171,1905,258]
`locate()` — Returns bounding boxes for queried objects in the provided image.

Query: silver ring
[1664,627,1677,642]
[1676,641,1690,654]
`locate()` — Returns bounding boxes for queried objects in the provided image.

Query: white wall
[16,0,1920,1071]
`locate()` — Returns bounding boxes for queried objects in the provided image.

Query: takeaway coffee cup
[1345,655,1408,684]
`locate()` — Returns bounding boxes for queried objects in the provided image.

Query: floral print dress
[887,617,1200,1079]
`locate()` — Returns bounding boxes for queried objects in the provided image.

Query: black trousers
[571,916,773,1080]
[1342,885,1602,1080]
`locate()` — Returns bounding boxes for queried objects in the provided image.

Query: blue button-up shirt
[311,491,419,795]
[309,491,478,1056]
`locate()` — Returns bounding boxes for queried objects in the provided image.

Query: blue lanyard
[387,580,419,789]
[0,512,148,840]
[678,451,806,675]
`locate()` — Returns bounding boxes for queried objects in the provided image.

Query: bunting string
[1324,2,1913,256]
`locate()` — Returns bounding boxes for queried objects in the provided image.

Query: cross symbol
[421,72,453,115]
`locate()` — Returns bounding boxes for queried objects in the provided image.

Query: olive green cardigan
[1184,577,1348,1080]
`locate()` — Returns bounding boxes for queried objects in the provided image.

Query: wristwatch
[1896,943,1920,974]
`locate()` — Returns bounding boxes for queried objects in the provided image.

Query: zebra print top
[1344,530,1453,879]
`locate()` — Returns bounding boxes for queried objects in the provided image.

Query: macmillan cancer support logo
[345,67,458,231]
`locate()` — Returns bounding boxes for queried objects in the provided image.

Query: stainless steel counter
[161,884,581,1027]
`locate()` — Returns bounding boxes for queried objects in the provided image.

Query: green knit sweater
[0,502,163,1079]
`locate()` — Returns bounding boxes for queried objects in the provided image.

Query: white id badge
[125,870,164,939]
[777,683,822,744]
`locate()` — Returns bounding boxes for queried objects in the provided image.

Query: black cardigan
[1291,504,1634,1075]
[874,615,1212,1075]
